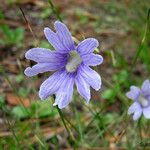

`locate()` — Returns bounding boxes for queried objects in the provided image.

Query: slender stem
[1,66,30,115]
[56,106,70,136]
[131,9,150,69]
[51,95,75,143]
[48,0,76,144]
[19,7,38,46]
[48,0,62,22]
[4,113,20,147]
[56,106,76,142]
[137,117,142,141]
[101,75,128,108]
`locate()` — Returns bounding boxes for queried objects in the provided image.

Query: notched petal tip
[133,113,142,121]
[25,48,38,60]
[54,20,63,26]
[98,55,103,64]
[95,80,102,91]
[86,97,90,104]
[85,38,99,49]
[94,39,99,47]
[142,79,150,85]
[44,27,50,32]
[58,103,68,109]
[25,51,29,59]
[39,89,47,100]
[39,85,48,101]
[24,67,34,77]
[89,38,99,48]
[44,27,52,35]
[126,92,130,98]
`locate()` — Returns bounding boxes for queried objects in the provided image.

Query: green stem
[56,106,70,136]
[4,114,20,147]
[1,66,30,115]
[131,9,150,69]
[48,0,62,22]
[56,106,76,143]
[101,75,128,108]
[49,0,76,144]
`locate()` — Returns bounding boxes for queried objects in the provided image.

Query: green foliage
[12,105,30,118]
[15,74,24,83]
[113,70,129,85]
[6,0,18,4]
[11,99,57,119]
[0,9,4,19]
[31,100,58,118]
[0,25,24,46]
[18,87,31,98]
[1,0,150,149]
[40,8,52,19]
[0,96,5,108]
[75,9,89,24]
[39,40,54,49]
[0,96,9,113]
[102,113,118,125]
[102,88,116,102]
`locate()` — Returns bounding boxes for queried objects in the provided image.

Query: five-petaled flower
[126,80,150,120]
[24,21,103,109]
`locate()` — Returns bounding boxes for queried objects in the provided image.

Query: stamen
[65,51,82,72]
[138,95,148,107]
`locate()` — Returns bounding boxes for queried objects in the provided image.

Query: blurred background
[0,0,150,149]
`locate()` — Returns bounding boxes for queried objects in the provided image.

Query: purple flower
[126,80,150,120]
[24,21,103,109]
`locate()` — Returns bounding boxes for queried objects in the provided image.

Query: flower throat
[65,51,82,73]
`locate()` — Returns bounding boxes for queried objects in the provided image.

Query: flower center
[138,95,149,107]
[65,51,82,73]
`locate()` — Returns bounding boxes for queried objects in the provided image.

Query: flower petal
[133,109,142,120]
[128,102,141,115]
[143,106,150,119]
[78,64,101,91]
[126,86,141,101]
[55,73,75,109]
[54,21,75,51]
[141,80,150,96]
[75,73,91,102]
[39,69,67,100]
[44,27,68,53]
[77,38,99,55]
[25,48,67,63]
[24,62,65,77]
[81,53,103,66]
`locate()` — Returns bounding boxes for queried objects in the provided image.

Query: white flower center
[65,51,82,73]
[138,95,148,107]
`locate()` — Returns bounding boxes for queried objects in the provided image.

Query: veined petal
[141,80,150,96]
[143,106,150,119]
[39,69,67,100]
[81,53,103,66]
[24,62,66,77]
[55,73,75,109]
[54,21,75,51]
[25,48,67,63]
[77,38,99,55]
[126,86,141,101]
[78,64,101,91]
[75,74,90,102]
[128,102,141,115]
[133,109,142,120]
[44,27,68,53]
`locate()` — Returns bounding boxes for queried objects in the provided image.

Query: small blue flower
[24,21,103,109]
[126,80,150,120]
